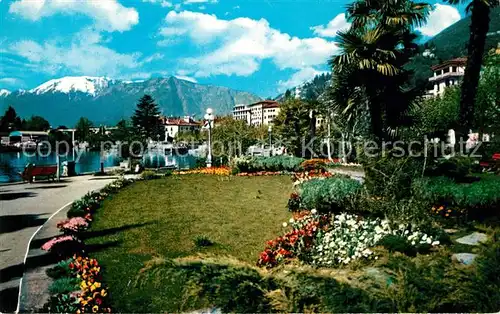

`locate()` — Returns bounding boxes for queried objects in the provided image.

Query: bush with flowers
[39,177,134,313]
[292,169,335,186]
[257,211,329,268]
[57,217,89,234]
[41,235,83,257]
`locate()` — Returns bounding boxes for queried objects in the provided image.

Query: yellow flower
[445,213,450,217]
[92,305,99,313]
[101,289,107,297]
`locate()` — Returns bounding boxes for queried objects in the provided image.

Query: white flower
[311,209,317,215]
[289,218,295,223]
[426,238,432,244]
[432,240,440,246]
[411,241,416,245]
[282,222,288,228]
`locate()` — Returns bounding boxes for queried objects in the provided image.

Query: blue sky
[0,0,464,97]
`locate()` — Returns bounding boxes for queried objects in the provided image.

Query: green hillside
[426,6,500,61]
[407,7,500,91]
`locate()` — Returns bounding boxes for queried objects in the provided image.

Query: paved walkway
[0,175,119,312]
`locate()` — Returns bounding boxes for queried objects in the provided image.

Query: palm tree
[444,0,499,145]
[328,0,430,142]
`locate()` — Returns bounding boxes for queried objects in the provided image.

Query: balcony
[429,71,464,82]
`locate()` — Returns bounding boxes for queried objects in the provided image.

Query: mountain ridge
[0,76,262,126]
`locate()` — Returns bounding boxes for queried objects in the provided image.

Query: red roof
[431,57,467,71]
[163,118,201,126]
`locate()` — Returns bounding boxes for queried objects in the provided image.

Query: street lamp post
[156,133,160,169]
[268,125,273,156]
[204,108,214,168]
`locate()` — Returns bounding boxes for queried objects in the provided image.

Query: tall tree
[445,0,499,141]
[0,106,22,132]
[274,98,320,157]
[75,117,93,142]
[23,115,50,131]
[131,95,162,141]
[329,0,430,142]
[211,117,256,158]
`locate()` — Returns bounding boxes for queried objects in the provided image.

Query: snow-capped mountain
[29,76,115,96]
[1,76,261,126]
[0,89,11,97]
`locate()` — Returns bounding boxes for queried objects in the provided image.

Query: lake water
[0,150,197,183]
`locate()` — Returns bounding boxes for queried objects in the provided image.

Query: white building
[161,116,201,139]
[428,58,467,97]
[232,100,280,126]
[233,104,251,124]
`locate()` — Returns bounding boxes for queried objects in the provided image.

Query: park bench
[20,165,58,182]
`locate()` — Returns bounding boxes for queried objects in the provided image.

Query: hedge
[299,177,362,213]
[231,156,305,174]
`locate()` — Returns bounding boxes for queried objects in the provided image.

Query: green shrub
[67,192,101,218]
[299,177,362,213]
[141,170,159,180]
[193,235,213,247]
[427,156,475,180]
[46,259,74,279]
[412,175,500,220]
[362,154,425,199]
[48,277,80,295]
[40,293,79,313]
[231,156,305,174]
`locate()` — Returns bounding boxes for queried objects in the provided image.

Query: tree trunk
[457,0,491,152]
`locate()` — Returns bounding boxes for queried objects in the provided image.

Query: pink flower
[57,217,89,233]
[41,235,79,251]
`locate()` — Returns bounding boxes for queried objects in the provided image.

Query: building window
[452,66,457,72]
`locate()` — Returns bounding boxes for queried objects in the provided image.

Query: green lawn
[86,175,292,312]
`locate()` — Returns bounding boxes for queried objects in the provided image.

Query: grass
[86,175,292,312]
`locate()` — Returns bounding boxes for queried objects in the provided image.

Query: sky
[0,0,464,98]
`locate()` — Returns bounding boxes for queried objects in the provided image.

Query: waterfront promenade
[0,175,118,312]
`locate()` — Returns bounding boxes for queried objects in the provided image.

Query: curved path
[0,175,118,312]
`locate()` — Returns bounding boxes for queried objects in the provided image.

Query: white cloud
[198,5,206,10]
[159,11,337,77]
[9,0,139,32]
[143,53,165,63]
[0,77,25,87]
[183,0,218,4]
[6,29,158,78]
[310,13,351,38]
[142,0,173,8]
[278,67,327,91]
[418,4,461,37]
[175,75,198,83]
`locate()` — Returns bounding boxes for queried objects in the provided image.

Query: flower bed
[258,211,440,268]
[413,175,500,221]
[236,171,290,177]
[174,166,231,176]
[40,177,134,313]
